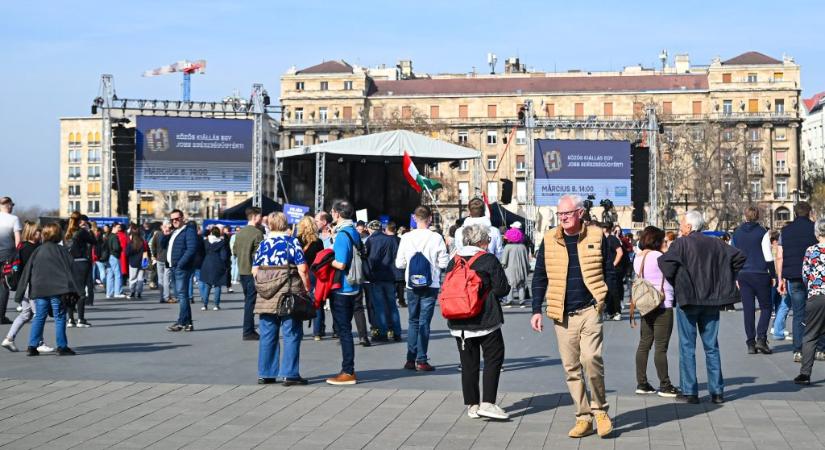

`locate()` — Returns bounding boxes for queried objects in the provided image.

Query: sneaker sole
[467,412,480,419]
[325,380,356,386]
[635,390,657,395]
[657,391,678,398]
[477,411,509,420]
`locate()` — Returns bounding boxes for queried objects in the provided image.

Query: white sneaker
[37,344,54,353]
[15,305,22,312]
[115,294,128,299]
[213,306,220,311]
[200,306,207,311]
[1,338,18,352]
[477,402,509,420]
[467,404,480,419]
[612,313,622,321]
[75,321,91,328]
[66,321,75,328]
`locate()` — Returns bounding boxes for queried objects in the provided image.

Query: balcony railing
[282,118,360,129]
[774,166,790,176]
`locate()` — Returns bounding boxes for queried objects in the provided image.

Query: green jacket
[232,225,264,276]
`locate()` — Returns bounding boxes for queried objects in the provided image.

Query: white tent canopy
[278,129,480,160]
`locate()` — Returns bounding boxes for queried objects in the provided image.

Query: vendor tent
[221,196,281,220]
[277,130,480,221]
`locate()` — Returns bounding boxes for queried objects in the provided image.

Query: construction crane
[142,60,207,102]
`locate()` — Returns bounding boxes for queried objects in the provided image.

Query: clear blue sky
[2,1,824,209]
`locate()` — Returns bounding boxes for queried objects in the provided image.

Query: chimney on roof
[675,54,690,73]
[397,60,413,80]
[505,57,526,74]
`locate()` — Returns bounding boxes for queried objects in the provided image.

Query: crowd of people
[2,192,825,439]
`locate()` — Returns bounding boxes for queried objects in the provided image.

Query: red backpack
[438,251,487,320]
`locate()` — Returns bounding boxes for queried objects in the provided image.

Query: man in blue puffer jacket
[166,209,199,332]
[732,206,773,355]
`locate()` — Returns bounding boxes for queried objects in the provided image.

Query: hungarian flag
[402,151,442,193]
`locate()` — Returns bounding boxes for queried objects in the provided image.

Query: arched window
[87,132,94,143]
[775,207,791,222]
[68,132,75,144]
[94,131,101,143]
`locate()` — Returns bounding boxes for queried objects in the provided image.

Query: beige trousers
[553,305,608,419]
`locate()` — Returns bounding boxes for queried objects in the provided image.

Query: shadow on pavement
[353,355,560,384]
[76,342,191,354]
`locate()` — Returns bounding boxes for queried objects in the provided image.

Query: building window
[546,103,555,117]
[343,81,353,90]
[487,105,497,118]
[486,155,497,171]
[87,200,100,214]
[603,102,613,118]
[633,102,644,117]
[748,128,761,141]
[68,149,81,163]
[318,107,328,122]
[662,101,672,116]
[486,131,497,145]
[458,182,469,202]
[748,99,759,113]
[516,180,527,203]
[486,181,498,202]
[320,81,328,91]
[722,128,735,142]
[87,182,101,196]
[401,106,412,119]
[516,155,526,171]
[69,166,81,179]
[692,101,702,117]
[723,100,732,115]
[295,81,304,91]
[68,201,80,214]
[457,131,468,144]
[574,103,584,118]
[776,207,791,222]
[87,166,100,179]
[775,99,785,113]
[373,106,383,120]
[775,151,787,173]
[775,127,787,141]
[751,180,761,198]
[425,105,437,119]
[722,73,732,83]
[294,133,304,146]
[343,106,352,121]
[776,180,788,199]
[294,108,303,123]
[747,73,757,83]
[773,72,784,82]
[318,133,329,144]
[88,148,101,162]
[68,185,80,196]
[749,152,761,172]
[459,160,469,171]
[459,105,468,119]
[516,130,527,145]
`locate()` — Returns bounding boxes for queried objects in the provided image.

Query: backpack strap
[636,250,649,280]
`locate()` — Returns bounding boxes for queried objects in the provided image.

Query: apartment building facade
[280,52,802,230]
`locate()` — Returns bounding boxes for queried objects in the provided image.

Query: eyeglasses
[555,208,582,218]
[170,216,182,222]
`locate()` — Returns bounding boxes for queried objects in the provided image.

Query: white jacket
[454,216,503,260]
[395,228,449,289]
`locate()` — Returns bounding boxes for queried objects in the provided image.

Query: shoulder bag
[631,250,665,316]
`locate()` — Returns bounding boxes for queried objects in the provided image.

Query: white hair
[558,194,584,209]
[816,219,825,238]
[685,210,706,232]
[462,224,490,247]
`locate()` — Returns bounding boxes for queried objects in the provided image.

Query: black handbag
[275,273,316,321]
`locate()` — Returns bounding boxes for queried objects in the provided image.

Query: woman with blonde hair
[296,216,325,340]
[253,212,311,385]
[1,222,54,353]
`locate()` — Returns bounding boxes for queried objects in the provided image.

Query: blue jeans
[189,269,201,300]
[788,279,808,352]
[106,256,122,296]
[331,291,357,374]
[772,293,791,339]
[95,261,106,282]
[676,305,724,396]
[28,297,67,349]
[369,282,401,337]
[258,313,303,379]
[174,267,193,325]
[231,257,239,283]
[313,300,326,337]
[199,282,221,307]
[405,288,437,363]
[240,275,257,336]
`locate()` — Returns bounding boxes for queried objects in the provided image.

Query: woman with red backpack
[443,224,511,420]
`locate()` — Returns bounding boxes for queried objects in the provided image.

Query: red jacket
[118,231,129,274]
[311,249,340,307]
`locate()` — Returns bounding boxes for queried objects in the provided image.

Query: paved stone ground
[0,286,824,448]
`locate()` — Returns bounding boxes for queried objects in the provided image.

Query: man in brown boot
[530,194,613,438]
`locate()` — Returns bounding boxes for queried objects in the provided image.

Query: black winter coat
[15,242,82,302]
[658,232,746,307]
[445,250,511,332]
[200,239,229,286]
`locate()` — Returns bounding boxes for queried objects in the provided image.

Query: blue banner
[534,139,631,206]
[87,217,129,227]
[135,116,253,191]
[283,203,310,225]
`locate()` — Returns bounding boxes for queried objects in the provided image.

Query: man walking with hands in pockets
[530,194,613,439]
